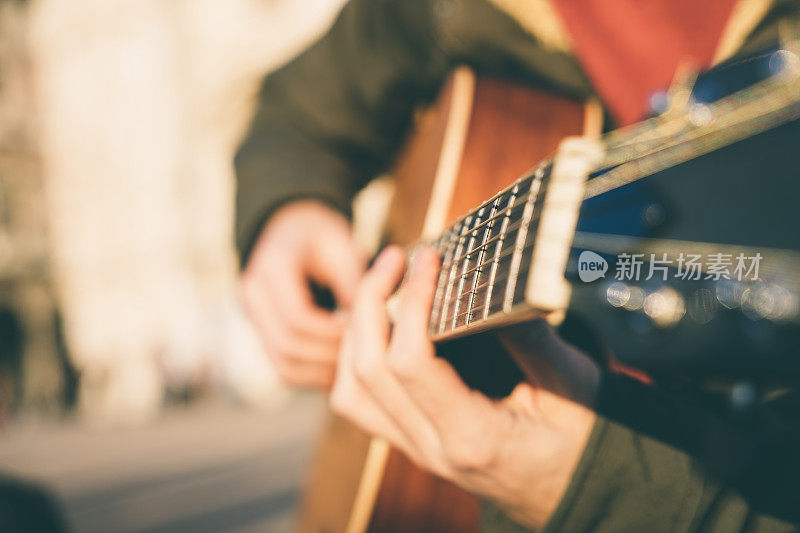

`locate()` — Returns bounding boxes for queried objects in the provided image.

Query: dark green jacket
[235,1,800,531]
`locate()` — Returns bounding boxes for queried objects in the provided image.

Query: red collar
[551,0,737,125]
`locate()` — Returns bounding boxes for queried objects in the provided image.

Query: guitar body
[299,69,594,533]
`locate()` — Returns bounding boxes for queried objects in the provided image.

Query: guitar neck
[426,135,602,341]
[422,45,800,342]
[426,163,549,341]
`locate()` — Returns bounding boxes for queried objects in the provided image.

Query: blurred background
[0,0,346,530]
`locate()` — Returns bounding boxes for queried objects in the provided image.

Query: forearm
[234,124,359,264]
[234,0,451,263]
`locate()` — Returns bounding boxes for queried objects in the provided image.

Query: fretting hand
[331,245,601,529]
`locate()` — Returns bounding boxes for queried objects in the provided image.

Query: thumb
[498,321,599,405]
[308,225,367,308]
[499,321,566,392]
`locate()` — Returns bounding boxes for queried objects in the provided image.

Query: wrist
[484,386,596,530]
[526,400,597,528]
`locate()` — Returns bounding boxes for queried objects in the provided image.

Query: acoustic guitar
[300,40,800,533]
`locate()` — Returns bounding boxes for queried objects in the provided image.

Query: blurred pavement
[0,394,325,533]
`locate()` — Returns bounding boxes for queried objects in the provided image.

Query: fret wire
[438,217,471,334]
[452,306,476,321]
[463,240,538,298]
[464,200,497,326]
[456,228,520,279]
[452,242,530,302]
[436,222,465,332]
[451,241,536,309]
[454,299,501,321]
[454,285,508,320]
[429,228,458,333]
[504,165,546,312]
[450,213,484,330]
[441,203,543,330]
[449,189,522,242]
[441,188,536,329]
[454,282,490,309]
[484,185,517,319]
[454,265,506,302]
[451,218,523,265]
[474,270,512,294]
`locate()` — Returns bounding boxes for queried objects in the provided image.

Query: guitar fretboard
[427,162,552,340]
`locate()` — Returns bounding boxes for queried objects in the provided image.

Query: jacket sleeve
[538,373,800,532]
[233,0,451,263]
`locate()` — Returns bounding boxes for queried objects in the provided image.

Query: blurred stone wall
[0,0,62,414]
[23,0,346,423]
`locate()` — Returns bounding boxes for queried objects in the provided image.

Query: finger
[502,382,545,422]
[498,321,600,404]
[251,307,337,389]
[498,321,564,390]
[272,356,336,389]
[309,226,367,308]
[390,248,462,392]
[389,249,495,437]
[359,245,406,301]
[263,263,345,340]
[392,247,439,345]
[243,277,342,363]
[345,247,448,468]
[350,246,406,353]
[498,320,559,357]
[331,327,425,463]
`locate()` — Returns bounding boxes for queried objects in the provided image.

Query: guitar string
[426,50,800,331]
[586,76,800,199]
[438,66,800,250]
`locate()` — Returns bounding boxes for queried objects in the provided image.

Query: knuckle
[282,301,313,329]
[444,439,496,473]
[359,267,386,297]
[271,360,295,385]
[420,451,451,480]
[386,349,415,380]
[271,331,291,354]
[329,384,351,418]
[329,386,345,415]
[270,329,298,359]
[283,313,306,337]
[353,355,378,385]
[388,334,431,376]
